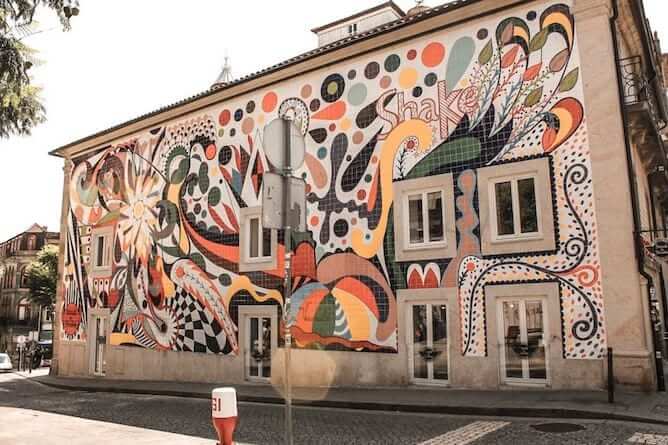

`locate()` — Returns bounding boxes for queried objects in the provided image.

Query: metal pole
[607,347,614,403]
[282,117,294,445]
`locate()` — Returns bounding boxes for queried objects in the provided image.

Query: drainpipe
[649,171,668,352]
[610,0,665,391]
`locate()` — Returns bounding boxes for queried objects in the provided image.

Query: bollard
[212,388,238,445]
[607,347,614,404]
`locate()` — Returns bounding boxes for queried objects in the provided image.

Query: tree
[0,0,79,138]
[25,244,58,307]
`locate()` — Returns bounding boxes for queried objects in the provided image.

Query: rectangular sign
[262,172,307,232]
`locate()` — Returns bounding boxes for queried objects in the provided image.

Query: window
[17,298,30,321]
[90,227,114,277]
[406,190,445,247]
[239,207,277,272]
[491,176,539,239]
[20,266,29,288]
[27,235,36,251]
[94,235,111,269]
[478,158,555,256]
[348,23,358,34]
[248,216,272,260]
[393,173,456,262]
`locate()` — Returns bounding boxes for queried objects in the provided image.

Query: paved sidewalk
[0,407,220,445]
[31,373,668,426]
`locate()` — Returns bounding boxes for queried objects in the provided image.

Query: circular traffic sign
[263,118,305,171]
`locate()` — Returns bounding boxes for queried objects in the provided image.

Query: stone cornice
[572,0,613,20]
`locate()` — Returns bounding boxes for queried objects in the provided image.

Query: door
[245,315,273,382]
[408,303,448,384]
[89,314,107,376]
[498,298,547,384]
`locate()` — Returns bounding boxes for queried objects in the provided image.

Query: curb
[33,377,668,426]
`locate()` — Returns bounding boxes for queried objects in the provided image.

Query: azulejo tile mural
[62,1,606,359]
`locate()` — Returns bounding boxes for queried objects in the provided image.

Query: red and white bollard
[212,387,238,445]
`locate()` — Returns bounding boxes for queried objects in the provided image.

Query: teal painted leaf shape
[445,36,475,91]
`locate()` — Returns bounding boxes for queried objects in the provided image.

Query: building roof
[0,225,58,246]
[50,0,481,158]
[310,1,406,33]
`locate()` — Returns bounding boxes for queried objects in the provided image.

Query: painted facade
[57,0,631,388]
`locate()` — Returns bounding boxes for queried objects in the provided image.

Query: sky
[0,0,666,242]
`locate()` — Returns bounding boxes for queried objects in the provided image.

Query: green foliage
[25,244,58,307]
[0,1,75,138]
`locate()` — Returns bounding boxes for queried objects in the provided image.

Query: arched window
[20,266,29,288]
[7,266,15,289]
[17,298,31,321]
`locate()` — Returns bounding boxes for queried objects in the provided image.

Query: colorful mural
[62,1,607,359]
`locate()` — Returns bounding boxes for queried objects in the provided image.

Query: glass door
[409,303,448,384]
[246,316,272,381]
[498,299,547,384]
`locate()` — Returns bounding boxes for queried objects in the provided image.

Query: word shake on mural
[62,1,606,363]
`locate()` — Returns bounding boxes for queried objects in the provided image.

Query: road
[1,371,667,444]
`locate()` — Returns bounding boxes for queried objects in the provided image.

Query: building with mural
[49,0,668,391]
[0,225,60,356]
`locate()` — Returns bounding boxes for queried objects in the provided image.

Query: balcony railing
[619,56,666,127]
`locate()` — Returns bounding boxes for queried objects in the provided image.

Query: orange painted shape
[262,92,278,113]
[366,169,380,212]
[312,101,347,120]
[184,219,240,263]
[408,270,423,289]
[423,268,439,288]
[422,42,446,68]
[205,144,217,160]
[334,276,379,319]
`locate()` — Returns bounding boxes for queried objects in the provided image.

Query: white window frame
[478,157,555,256]
[403,187,447,250]
[90,226,114,277]
[239,305,278,383]
[392,173,456,262]
[488,173,542,243]
[239,207,277,272]
[17,298,30,321]
[348,23,358,34]
[245,215,272,263]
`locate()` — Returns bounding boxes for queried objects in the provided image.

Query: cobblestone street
[2,371,668,444]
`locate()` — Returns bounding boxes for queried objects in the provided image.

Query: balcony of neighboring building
[620,55,667,132]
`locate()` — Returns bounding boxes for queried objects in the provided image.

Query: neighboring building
[50,0,668,391]
[311,1,406,47]
[0,225,59,355]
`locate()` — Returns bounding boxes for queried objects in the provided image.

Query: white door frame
[496,296,549,386]
[239,306,278,383]
[87,308,110,376]
[406,300,450,386]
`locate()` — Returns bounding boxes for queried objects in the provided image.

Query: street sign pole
[263,115,305,445]
[282,117,294,445]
